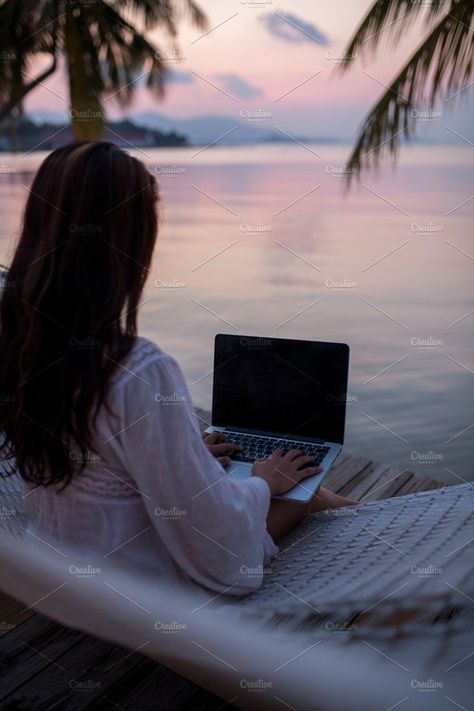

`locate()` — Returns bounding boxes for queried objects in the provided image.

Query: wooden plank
[370,469,414,500]
[338,462,390,501]
[0,592,36,637]
[392,473,447,497]
[0,613,229,710]
[0,616,84,702]
[409,477,447,493]
[389,473,418,497]
[324,453,373,494]
[89,657,234,711]
[359,466,409,502]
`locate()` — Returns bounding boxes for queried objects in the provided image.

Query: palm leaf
[105,0,207,32]
[0,0,59,118]
[342,0,474,181]
[340,0,451,65]
[98,2,167,104]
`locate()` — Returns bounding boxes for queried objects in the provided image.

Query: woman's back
[23,337,278,593]
[1,142,328,599]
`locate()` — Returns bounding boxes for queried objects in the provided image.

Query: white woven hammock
[222,484,473,613]
[1,455,473,710]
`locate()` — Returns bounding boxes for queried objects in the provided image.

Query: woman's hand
[252,448,323,497]
[202,431,242,466]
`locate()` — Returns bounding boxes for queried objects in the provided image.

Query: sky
[24,0,474,142]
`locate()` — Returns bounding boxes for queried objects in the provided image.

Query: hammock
[0,454,473,710]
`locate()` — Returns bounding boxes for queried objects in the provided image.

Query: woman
[0,142,354,595]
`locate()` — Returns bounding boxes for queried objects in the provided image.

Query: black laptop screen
[212,335,349,444]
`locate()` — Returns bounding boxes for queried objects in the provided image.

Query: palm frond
[104,0,207,33]
[98,2,166,104]
[340,0,451,67]
[0,0,59,112]
[179,0,208,29]
[344,0,474,182]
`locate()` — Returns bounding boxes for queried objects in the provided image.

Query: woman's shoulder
[111,337,179,389]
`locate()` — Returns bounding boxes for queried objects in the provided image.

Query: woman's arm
[110,351,278,594]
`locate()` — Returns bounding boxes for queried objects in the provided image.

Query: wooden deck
[0,415,449,710]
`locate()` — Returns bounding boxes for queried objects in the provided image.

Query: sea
[0,143,472,482]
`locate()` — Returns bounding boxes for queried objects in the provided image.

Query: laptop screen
[212,335,349,444]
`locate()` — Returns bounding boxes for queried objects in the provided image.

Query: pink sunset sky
[25,0,473,142]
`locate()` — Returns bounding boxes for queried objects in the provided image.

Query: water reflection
[0,144,472,482]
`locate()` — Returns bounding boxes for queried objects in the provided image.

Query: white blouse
[24,338,279,595]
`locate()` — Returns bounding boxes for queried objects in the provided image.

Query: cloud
[260,12,329,46]
[215,73,263,99]
[164,69,195,84]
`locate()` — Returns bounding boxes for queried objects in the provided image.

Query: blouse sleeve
[110,351,279,595]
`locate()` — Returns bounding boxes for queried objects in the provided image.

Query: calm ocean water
[0,144,472,482]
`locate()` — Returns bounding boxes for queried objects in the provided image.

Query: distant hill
[13,109,464,149]
[23,110,334,147]
[0,117,188,152]
[132,111,317,145]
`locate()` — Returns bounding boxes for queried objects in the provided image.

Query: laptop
[206,334,350,503]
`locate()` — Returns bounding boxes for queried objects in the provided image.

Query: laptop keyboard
[225,432,330,466]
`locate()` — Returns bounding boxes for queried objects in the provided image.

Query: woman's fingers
[203,432,242,459]
[296,465,323,480]
[203,431,227,444]
[208,442,242,455]
[217,456,231,466]
[294,455,316,469]
[285,448,303,461]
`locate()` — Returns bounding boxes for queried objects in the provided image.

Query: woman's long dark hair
[0,142,158,487]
